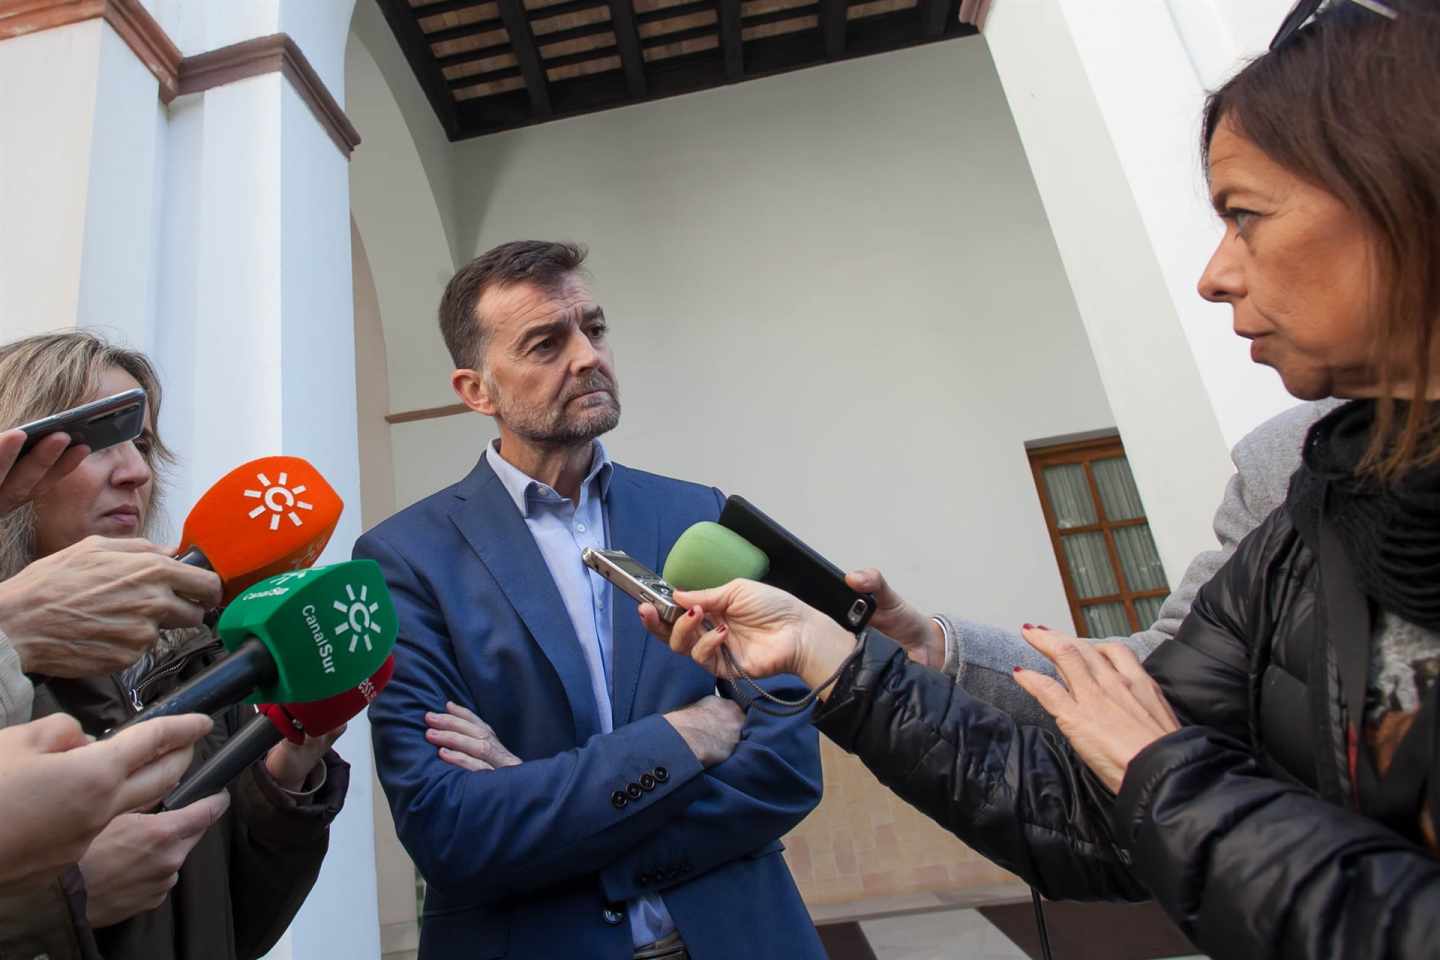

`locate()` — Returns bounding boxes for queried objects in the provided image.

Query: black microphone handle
[105,637,277,738]
[162,712,285,810]
[176,545,210,568]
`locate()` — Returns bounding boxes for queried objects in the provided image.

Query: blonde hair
[0,332,173,579]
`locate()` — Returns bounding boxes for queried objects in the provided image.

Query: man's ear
[451,368,497,416]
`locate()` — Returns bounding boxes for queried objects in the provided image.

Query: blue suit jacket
[357,457,825,960]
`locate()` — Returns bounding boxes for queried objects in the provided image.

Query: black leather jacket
[813,505,1440,960]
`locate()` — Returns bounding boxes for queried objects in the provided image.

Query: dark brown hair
[1203,1,1440,479]
[438,241,589,370]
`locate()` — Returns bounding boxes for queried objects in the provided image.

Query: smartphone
[581,548,684,623]
[14,388,147,457]
[718,495,876,631]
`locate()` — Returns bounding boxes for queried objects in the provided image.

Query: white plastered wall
[361,36,1120,631]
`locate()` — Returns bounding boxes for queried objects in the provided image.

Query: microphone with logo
[161,654,396,810]
[111,560,396,733]
[174,455,343,603]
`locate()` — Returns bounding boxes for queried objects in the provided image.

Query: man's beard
[494,372,621,447]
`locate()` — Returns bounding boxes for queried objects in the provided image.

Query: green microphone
[661,521,769,589]
[115,561,397,730]
[663,497,877,632]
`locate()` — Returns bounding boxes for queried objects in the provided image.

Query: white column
[0,18,165,345]
[147,3,374,958]
[980,0,1294,581]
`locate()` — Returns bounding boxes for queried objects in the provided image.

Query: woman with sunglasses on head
[643,3,1440,957]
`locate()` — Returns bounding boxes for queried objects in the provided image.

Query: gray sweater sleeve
[0,626,34,729]
[938,400,1337,728]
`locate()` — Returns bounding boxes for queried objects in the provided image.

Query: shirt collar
[485,439,614,517]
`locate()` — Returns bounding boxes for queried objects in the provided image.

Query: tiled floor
[854,907,1209,960]
[861,908,1029,960]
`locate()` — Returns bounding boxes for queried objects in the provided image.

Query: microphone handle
[106,637,277,737]
[176,544,210,568]
[162,713,284,810]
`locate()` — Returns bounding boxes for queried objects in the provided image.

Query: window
[1027,434,1169,638]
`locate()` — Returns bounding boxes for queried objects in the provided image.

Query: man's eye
[533,338,555,353]
[588,324,607,339]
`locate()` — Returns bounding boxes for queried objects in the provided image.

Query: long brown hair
[0,331,173,579]
[1203,1,1440,479]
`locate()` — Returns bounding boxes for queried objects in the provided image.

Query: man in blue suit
[358,241,825,960]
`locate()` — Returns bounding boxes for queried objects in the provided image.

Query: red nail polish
[1038,625,1051,631]
[1022,623,1035,630]
[1013,667,1023,674]
[716,624,727,635]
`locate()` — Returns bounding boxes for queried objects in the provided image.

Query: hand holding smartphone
[14,388,147,457]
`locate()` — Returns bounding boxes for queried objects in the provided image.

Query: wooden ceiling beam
[376,0,463,138]
[606,0,648,97]
[919,0,950,38]
[498,0,554,116]
[448,64,523,89]
[425,18,505,44]
[821,0,846,56]
[436,40,513,70]
[636,0,713,24]
[536,19,615,47]
[530,0,613,20]
[740,4,819,27]
[412,0,495,18]
[717,0,743,79]
[639,23,716,48]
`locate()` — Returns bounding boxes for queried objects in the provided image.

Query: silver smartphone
[581,548,684,623]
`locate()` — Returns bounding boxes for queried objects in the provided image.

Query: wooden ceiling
[376,0,977,139]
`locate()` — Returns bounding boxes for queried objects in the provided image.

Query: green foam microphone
[113,560,397,731]
[663,497,877,632]
[661,521,769,589]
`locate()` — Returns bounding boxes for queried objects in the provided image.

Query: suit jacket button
[639,773,656,791]
[603,906,625,926]
[653,766,669,784]
[626,782,643,800]
[611,790,628,809]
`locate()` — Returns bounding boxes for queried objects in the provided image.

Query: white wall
[373,38,1121,631]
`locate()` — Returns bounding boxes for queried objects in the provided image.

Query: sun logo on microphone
[243,472,314,532]
[333,584,382,654]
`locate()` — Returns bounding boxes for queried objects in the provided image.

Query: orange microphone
[176,456,343,602]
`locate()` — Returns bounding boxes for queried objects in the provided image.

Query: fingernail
[1013,667,1023,674]
[1022,623,1034,630]
[688,607,700,619]
[1038,625,1051,631]
[716,624,728,635]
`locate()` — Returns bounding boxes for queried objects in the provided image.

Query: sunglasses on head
[1271,0,1399,50]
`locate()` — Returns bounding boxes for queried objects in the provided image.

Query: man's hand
[264,726,345,792]
[845,568,943,669]
[0,428,90,517]
[0,536,223,677]
[79,792,230,927]
[1013,627,1181,792]
[0,712,212,886]
[663,695,744,768]
[427,702,521,772]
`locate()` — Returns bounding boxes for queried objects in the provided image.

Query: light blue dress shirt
[485,440,676,948]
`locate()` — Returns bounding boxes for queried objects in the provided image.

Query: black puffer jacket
[814,504,1440,959]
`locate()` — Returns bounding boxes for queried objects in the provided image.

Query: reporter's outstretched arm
[0,712,212,886]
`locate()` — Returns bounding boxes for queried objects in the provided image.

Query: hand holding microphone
[0,537,223,678]
[113,560,396,733]
[162,651,396,809]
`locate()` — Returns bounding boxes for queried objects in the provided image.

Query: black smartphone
[718,495,877,632]
[14,388,147,457]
